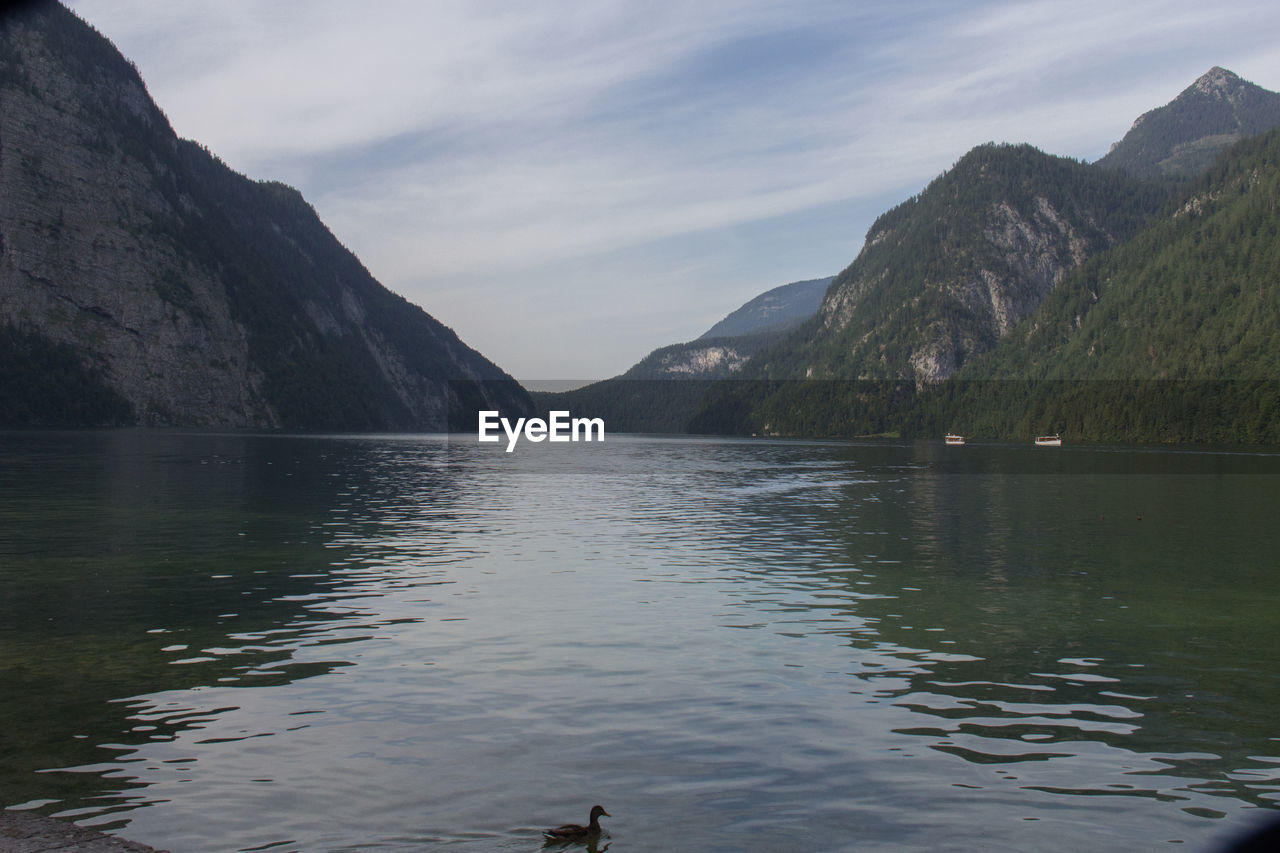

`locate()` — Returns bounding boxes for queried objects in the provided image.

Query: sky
[64,1,1280,382]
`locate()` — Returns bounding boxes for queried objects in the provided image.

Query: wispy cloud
[67,0,1280,377]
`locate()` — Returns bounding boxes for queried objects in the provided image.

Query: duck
[543,805,610,843]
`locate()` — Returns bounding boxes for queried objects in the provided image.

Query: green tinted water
[1,431,1277,851]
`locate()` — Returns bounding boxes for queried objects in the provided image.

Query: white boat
[1034,435,1062,446]
[945,434,965,445]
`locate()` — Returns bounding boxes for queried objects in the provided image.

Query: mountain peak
[1096,66,1280,178]
[1193,66,1241,97]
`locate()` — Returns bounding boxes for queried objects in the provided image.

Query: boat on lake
[945,434,965,445]
[1035,435,1062,446]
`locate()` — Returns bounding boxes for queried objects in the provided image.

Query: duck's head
[590,805,610,820]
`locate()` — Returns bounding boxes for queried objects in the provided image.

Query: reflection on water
[1,431,1278,851]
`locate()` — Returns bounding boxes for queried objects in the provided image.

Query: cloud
[65,0,1280,378]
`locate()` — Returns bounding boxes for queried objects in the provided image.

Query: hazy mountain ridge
[697,276,832,339]
[618,275,833,383]
[0,2,529,429]
[532,276,830,431]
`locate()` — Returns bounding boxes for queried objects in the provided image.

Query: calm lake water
[1,430,1278,852]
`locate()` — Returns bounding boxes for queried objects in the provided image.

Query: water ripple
[3,433,1279,851]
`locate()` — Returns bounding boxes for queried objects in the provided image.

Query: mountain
[546,68,1280,438]
[531,276,831,432]
[688,67,1280,442]
[697,276,831,339]
[935,126,1280,444]
[530,334,766,433]
[0,1,529,429]
[742,144,1168,387]
[1096,67,1280,178]
[694,128,1280,443]
[971,127,1280,383]
[617,275,833,382]
[615,334,764,381]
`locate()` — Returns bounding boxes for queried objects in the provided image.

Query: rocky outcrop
[1,809,167,853]
[0,2,529,429]
[644,341,752,378]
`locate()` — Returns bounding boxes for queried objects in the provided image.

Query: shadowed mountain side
[0,2,530,429]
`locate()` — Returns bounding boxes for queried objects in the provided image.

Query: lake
[1,431,1278,851]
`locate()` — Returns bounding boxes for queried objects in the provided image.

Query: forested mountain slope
[743,144,1169,386]
[927,127,1280,444]
[970,128,1280,382]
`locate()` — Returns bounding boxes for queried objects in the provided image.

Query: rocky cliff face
[620,336,758,381]
[0,2,528,428]
[0,4,262,424]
